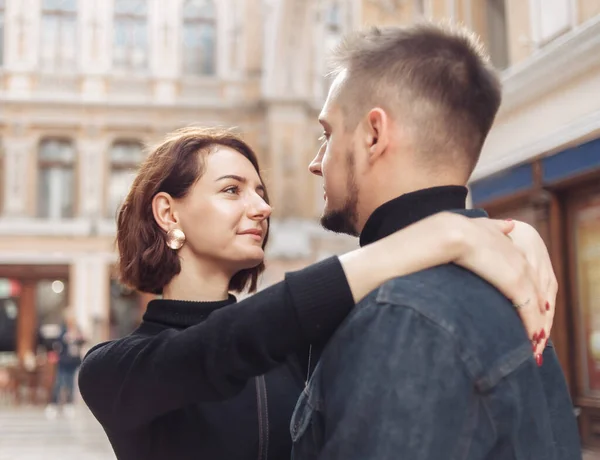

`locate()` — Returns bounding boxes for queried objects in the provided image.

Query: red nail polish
[536,354,543,367]
[545,302,550,311]
[532,332,539,343]
[539,329,546,340]
[532,342,537,351]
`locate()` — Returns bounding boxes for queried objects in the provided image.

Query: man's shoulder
[354,263,508,325]
[390,265,523,334]
[341,264,533,382]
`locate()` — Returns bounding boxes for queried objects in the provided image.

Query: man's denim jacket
[290,214,582,460]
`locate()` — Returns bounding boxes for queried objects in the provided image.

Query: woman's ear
[152,192,178,232]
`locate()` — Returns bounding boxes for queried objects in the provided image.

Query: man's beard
[320,151,359,237]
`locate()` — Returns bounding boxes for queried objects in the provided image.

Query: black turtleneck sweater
[359,185,468,247]
[78,256,354,460]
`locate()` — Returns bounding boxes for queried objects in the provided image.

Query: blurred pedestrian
[46,309,85,419]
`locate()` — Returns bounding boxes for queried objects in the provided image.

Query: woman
[79,127,553,460]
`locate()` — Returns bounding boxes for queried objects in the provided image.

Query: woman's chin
[232,250,265,270]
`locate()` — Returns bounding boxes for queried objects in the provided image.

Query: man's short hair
[329,22,502,173]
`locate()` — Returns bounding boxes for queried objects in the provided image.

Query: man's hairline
[326,64,440,135]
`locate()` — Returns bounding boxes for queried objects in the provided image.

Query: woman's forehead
[202,146,262,182]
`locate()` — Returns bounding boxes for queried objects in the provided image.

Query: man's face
[309,73,361,237]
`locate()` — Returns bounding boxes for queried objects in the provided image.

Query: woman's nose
[248,195,272,220]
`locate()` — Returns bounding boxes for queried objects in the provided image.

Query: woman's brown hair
[117,127,270,295]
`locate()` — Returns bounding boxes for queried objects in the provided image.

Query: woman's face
[175,146,271,273]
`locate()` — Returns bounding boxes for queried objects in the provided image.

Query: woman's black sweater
[78,256,354,460]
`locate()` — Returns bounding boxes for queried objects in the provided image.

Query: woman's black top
[78,256,354,460]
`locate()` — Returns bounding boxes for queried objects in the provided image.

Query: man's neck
[355,166,468,232]
[358,185,468,247]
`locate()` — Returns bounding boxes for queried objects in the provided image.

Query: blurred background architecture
[0,0,599,456]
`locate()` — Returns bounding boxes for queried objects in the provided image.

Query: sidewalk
[0,405,115,460]
[0,405,594,459]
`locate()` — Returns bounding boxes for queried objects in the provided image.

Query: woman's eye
[223,186,239,195]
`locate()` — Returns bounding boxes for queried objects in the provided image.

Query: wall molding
[0,252,117,264]
[0,217,93,236]
[472,109,600,182]
[499,16,600,117]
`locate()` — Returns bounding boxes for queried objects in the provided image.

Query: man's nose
[309,154,323,176]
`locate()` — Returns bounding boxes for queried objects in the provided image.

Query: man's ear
[365,108,390,164]
[152,192,179,232]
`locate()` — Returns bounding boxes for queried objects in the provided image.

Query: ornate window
[113,0,148,71]
[324,1,343,50]
[38,139,75,219]
[182,0,217,76]
[40,0,78,71]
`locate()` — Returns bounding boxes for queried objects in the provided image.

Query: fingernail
[532,332,539,343]
[532,342,537,351]
[535,354,543,367]
[545,302,550,311]
[539,329,546,340]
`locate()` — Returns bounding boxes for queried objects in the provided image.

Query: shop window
[573,191,600,395]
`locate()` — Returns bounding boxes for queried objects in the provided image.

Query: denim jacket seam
[300,386,323,412]
[371,296,482,383]
[475,342,532,392]
[480,391,499,444]
[375,284,532,389]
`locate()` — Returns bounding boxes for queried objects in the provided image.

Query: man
[291,23,581,459]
